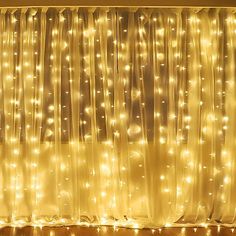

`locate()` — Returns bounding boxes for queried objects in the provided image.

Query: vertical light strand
[198,9,215,221]
[175,9,186,222]
[150,11,162,224]
[178,11,191,223]
[2,9,8,221]
[231,12,236,223]
[85,8,98,220]
[150,10,171,224]
[69,8,80,223]
[79,10,93,219]
[166,13,178,223]
[221,11,236,222]
[0,9,6,224]
[4,10,16,223]
[115,9,129,219]
[211,9,224,223]
[131,10,147,221]
[20,8,34,222]
[50,9,63,221]
[59,9,73,222]
[33,8,46,222]
[184,12,201,222]
[157,11,168,224]
[96,9,115,219]
[126,9,135,219]
[110,9,121,219]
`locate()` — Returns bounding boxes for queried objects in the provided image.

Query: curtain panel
[0,7,235,227]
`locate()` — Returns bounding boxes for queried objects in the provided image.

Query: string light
[0,7,234,234]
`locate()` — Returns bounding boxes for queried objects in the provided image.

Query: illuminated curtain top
[0,7,235,228]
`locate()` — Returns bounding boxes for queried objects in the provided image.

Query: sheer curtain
[0,7,236,227]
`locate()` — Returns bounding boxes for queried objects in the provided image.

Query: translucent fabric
[0,7,236,227]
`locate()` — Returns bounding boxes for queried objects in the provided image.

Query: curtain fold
[0,7,235,227]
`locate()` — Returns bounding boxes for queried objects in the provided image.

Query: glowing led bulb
[125,65,130,71]
[13,149,20,155]
[159,137,166,144]
[48,105,54,111]
[47,118,54,124]
[107,30,112,36]
[66,55,70,61]
[186,176,192,183]
[160,175,165,180]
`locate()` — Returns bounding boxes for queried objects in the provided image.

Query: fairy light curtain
[0,7,235,227]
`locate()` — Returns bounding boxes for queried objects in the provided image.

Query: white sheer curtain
[0,7,236,227]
